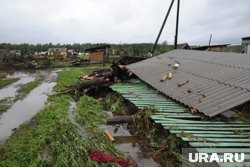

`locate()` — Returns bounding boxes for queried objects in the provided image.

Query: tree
[158,41,171,54]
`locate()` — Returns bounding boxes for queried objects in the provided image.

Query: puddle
[100,116,158,167]
[0,69,58,100]
[0,76,35,100]
[0,70,57,144]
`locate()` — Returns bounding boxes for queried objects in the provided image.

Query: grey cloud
[0,0,249,45]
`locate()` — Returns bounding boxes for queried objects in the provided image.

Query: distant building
[85,45,110,63]
[177,43,191,50]
[192,44,230,52]
[242,36,250,54]
[48,48,67,60]
[67,49,74,55]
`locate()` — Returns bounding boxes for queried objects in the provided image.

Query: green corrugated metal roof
[111,79,250,166]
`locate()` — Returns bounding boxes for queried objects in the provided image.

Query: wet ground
[100,112,158,167]
[0,69,58,144]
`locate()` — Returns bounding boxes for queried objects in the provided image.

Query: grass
[0,66,123,167]
[16,76,45,100]
[0,97,14,115]
[0,78,20,89]
[54,65,106,92]
[104,94,125,113]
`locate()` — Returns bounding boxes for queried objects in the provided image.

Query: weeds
[0,77,20,89]
[16,76,45,100]
[0,66,123,167]
[104,94,125,113]
[0,97,14,115]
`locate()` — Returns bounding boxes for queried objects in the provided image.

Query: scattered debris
[106,116,133,125]
[187,89,192,93]
[104,130,115,142]
[173,63,179,69]
[177,80,189,87]
[57,62,132,98]
[160,72,172,82]
[190,107,198,114]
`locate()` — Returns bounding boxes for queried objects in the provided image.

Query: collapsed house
[109,49,250,166]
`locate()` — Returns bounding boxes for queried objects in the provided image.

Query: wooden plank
[189,142,250,147]
[154,115,201,118]
[195,148,250,153]
[171,130,235,134]
[150,116,245,124]
[219,162,250,167]
[185,134,250,138]
[163,125,250,131]
[157,123,250,127]
[181,137,250,142]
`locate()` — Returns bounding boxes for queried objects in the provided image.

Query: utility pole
[174,0,180,49]
[151,0,175,54]
[208,34,212,46]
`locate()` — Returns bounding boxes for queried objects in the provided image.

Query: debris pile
[59,63,132,98]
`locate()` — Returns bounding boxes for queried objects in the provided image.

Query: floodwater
[100,114,158,167]
[0,70,58,144]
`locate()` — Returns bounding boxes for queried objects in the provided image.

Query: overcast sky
[0,0,249,45]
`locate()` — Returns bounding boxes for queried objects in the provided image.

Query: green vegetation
[75,96,124,161]
[0,97,14,115]
[0,78,20,89]
[0,66,123,167]
[104,94,125,113]
[16,76,45,100]
[54,65,106,92]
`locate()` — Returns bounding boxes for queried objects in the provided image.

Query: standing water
[0,70,58,144]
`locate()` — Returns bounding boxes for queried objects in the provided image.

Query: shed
[242,36,250,54]
[85,45,110,63]
[127,49,250,117]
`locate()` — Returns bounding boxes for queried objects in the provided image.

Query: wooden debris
[190,107,198,114]
[58,62,132,97]
[187,89,192,93]
[104,130,115,142]
[177,80,189,87]
[106,116,133,125]
[160,72,172,82]
[173,63,179,69]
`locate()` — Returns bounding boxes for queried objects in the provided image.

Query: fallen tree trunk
[106,116,133,125]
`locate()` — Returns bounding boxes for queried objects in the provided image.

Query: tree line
[0,41,172,56]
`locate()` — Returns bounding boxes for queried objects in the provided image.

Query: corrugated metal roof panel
[127,49,250,117]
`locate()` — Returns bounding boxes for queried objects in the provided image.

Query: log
[79,77,107,89]
[106,116,133,125]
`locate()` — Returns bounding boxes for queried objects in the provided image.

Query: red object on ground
[88,150,128,167]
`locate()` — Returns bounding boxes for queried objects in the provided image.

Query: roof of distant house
[85,45,110,52]
[127,49,250,117]
[192,44,230,50]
